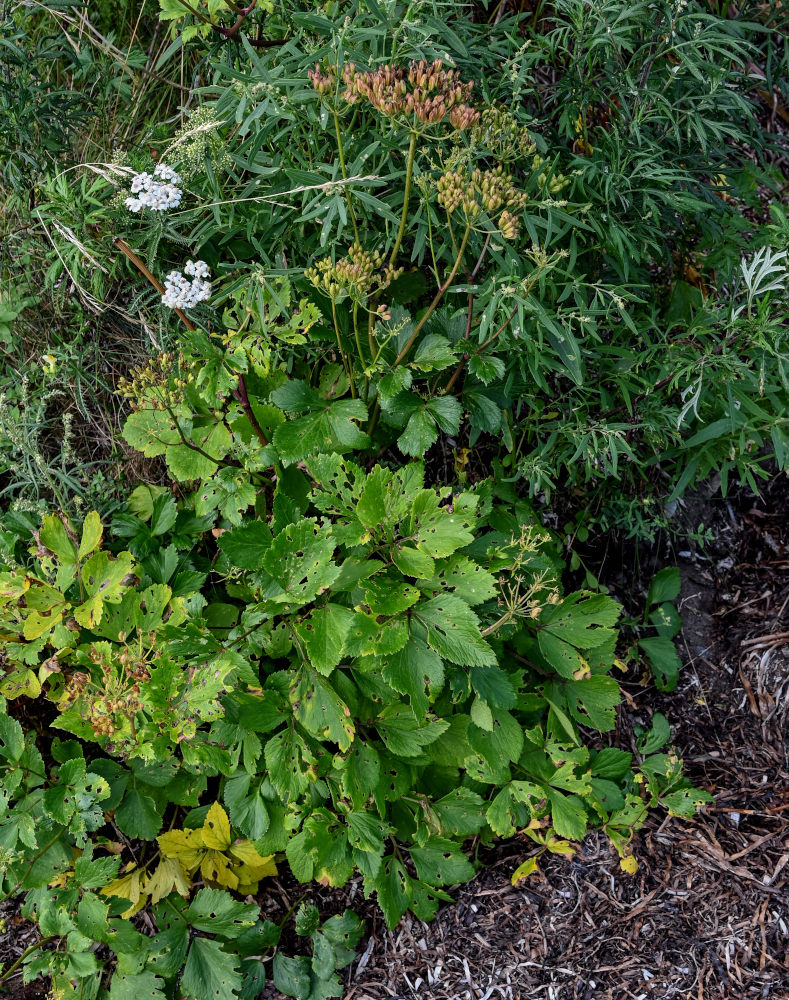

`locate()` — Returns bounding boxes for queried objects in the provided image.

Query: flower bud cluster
[125,163,183,213]
[162,260,212,310]
[337,59,479,129]
[436,166,527,239]
[308,63,337,96]
[531,154,570,195]
[467,106,537,162]
[305,243,402,303]
[117,351,195,411]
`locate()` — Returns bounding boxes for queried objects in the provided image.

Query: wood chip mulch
[337,475,789,1000]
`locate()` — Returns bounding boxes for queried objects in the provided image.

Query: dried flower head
[308,63,337,96]
[340,59,479,129]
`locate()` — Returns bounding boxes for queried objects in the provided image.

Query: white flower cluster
[125,163,182,213]
[162,260,211,310]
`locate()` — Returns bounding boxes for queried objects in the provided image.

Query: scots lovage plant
[0,466,709,942]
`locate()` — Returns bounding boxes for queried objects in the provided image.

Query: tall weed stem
[393,224,470,368]
[389,130,417,269]
[332,111,359,243]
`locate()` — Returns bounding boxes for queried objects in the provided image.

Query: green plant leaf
[290,667,354,750]
[109,972,166,1000]
[409,837,475,887]
[414,595,496,666]
[181,937,242,1000]
[185,888,258,936]
[294,604,354,676]
[647,567,682,606]
[273,953,312,999]
[638,636,682,691]
[272,384,369,463]
[376,706,448,757]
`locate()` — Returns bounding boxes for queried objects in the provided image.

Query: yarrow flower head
[162,260,211,310]
[125,162,183,213]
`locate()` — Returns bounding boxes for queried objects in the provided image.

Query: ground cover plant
[0,0,787,997]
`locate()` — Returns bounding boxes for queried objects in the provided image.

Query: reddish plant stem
[444,304,518,395]
[170,0,285,46]
[233,374,269,446]
[113,237,196,332]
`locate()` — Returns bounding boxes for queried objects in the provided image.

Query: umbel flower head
[305,244,402,303]
[313,58,479,129]
[125,162,182,213]
[162,260,212,309]
[436,166,528,238]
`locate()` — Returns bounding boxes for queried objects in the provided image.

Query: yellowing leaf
[227,840,277,876]
[202,802,232,851]
[100,868,148,917]
[23,608,65,641]
[511,855,540,886]
[620,854,638,874]
[147,856,192,904]
[0,667,42,699]
[78,511,104,560]
[74,594,103,628]
[201,849,238,889]
[158,829,206,873]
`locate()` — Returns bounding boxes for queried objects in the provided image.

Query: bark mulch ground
[333,475,789,1000]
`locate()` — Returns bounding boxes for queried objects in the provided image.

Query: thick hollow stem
[388,130,418,269]
[333,111,359,243]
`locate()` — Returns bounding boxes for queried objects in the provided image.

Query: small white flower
[125,164,183,212]
[162,262,212,310]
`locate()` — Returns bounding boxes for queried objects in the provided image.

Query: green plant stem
[389,130,417,269]
[393,224,471,368]
[162,400,224,465]
[332,111,359,243]
[0,936,57,986]
[352,303,370,399]
[444,303,518,395]
[330,298,356,397]
[367,308,377,360]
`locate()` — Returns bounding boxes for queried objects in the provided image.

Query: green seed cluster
[305,243,403,302]
[117,352,194,411]
[436,166,528,238]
